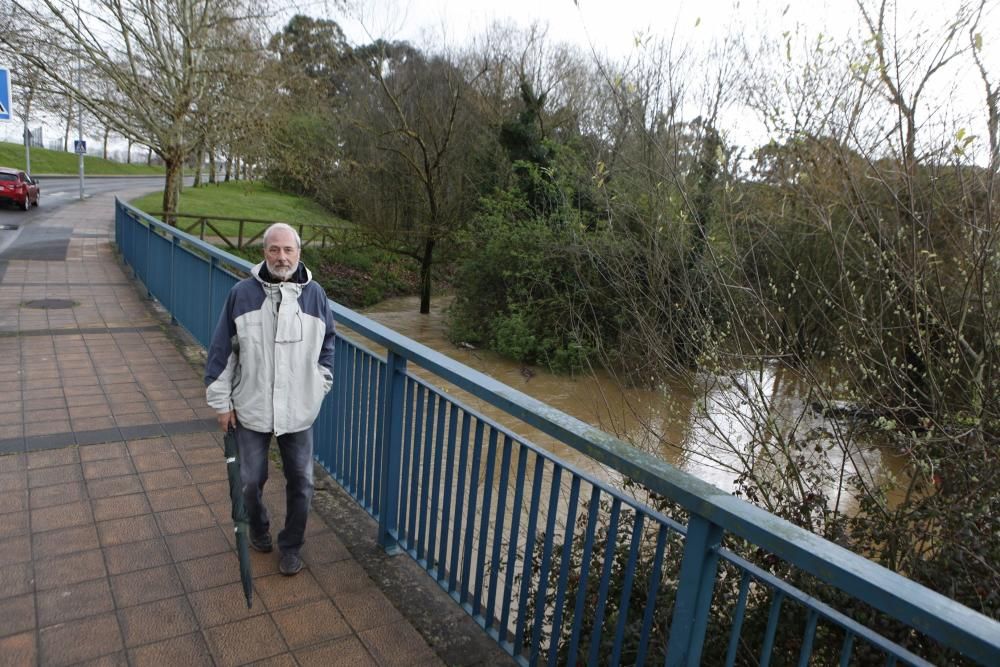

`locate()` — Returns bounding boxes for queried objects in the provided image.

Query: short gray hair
[262,223,301,249]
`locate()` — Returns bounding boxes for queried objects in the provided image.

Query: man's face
[264,228,301,281]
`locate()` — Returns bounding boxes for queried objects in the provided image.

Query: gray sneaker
[279,552,303,576]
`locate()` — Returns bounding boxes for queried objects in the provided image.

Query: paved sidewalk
[0,190,446,666]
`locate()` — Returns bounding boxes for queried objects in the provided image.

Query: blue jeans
[235,424,314,555]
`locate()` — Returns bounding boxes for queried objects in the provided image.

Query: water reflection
[359,295,903,514]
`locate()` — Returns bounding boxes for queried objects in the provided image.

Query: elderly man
[205,223,335,576]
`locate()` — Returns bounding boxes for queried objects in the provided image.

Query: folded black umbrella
[224,428,253,608]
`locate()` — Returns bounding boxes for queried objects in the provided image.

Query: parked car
[0,167,39,210]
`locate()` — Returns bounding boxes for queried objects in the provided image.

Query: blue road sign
[0,68,11,122]
[74,139,87,155]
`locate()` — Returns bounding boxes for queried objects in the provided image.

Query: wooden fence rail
[147,211,359,250]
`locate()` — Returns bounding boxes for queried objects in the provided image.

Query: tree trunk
[63,109,71,151]
[418,237,435,314]
[162,155,183,222]
[102,127,110,159]
[208,148,217,184]
[127,138,133,164]
[147,146,153,166]
[193,148,203,187]
[225,155,232,182]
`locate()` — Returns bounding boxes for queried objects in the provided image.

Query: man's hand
[217,410,237,432]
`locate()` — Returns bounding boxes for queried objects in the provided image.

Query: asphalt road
[0,175,174,258]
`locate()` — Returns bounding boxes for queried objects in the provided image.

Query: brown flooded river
[359,295,906,514]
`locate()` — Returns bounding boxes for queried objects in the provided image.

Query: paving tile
[0,561,33,598]
[97,513,160,547]
[92,492,151,522]
[103,537,172,575]
[140,467,194,491]
[247,654,298,667]
[334,587,405,632]
[128,632,214,667]
[110,563,184,607]
[73,417,119,432]
[312,560,374,597]
[295,635,378,667]
[38,613,123,667]
[131,451,183,472]
[178,446,222,467]
[0,632,36,666]
[0,511,28,540]
[0,470,27,491]
[26,446,80,469]
[198,479,231,504]
[118,596,198,648]
[255,570,326,611]
[83,457,136,480]
[87,474,143,499]
[0,594,35,638]
[27,463,82,488]
[188,581,264,628]
[29,480,87,509]
[175,551,242,592]
[36,578,115,627]
[156,504,216,536]
[0,453,25,473]
[186,462,229,484]
[204,615,286,667]
[25,420,72,437]
[165,526,231,562]
[35,548,106,591]
[73,650,129,667]
[25,432,78,451]
[31,499,93,532]
[125,436,174,456]
[358,620,438,667]
[147,486,204,512]
[272,598,352,650]
[0,535,31,567]
[32,524,100,559]
[0,489,28,515]
[171,431,220,450]
[80,441,127,462]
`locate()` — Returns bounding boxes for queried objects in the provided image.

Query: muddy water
[359,296,905,514]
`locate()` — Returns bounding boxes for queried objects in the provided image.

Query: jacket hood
[252,261,311,286]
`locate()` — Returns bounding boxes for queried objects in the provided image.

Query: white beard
[267,261,295,280]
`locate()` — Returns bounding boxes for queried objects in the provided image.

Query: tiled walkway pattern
[0,189,444,666]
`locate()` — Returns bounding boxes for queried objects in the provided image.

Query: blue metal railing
[115,198,1000,666]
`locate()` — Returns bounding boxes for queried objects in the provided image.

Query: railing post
[665,515,724,667]
[377,350,407,554]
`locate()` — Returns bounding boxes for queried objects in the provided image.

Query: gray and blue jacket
[205,261,335,435]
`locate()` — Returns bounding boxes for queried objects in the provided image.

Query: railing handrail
[145,210,355,230]
[116,198,1000,664]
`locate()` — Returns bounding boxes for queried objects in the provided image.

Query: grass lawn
[0,141,163,175]
[129,180,350,238]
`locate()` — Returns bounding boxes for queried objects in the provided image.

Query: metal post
[377,350,407,553]
[23,126,31,174]
[665,515,724,666]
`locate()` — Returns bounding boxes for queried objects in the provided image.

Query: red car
[0,167,40,210]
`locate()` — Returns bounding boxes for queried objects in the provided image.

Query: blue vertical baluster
[363,355,380,510]
[474,428,499,619]
[758,590,785,666]
[499,445,529,648]
[377,350,407,551]
[839,631,855,667]
[485,435,513,633]
[513,454,546,656]
[546,475,581,667]
[529,464,563,664]
[724,571,753,667]
[586,498,622,666]
[427,398,447,573]
[448,412,473,593]
[665,515,724,667]
[610,513,646,666]
[373,359,386,516]
[438,404,460,582]
[406,385,427,553]
[459,418,484,605]
[349,348,364,497]
[416,392,436,565]
[635,525,670,667]
[397,378,415,548]
[797,609,819,667]
[566,487,603,667]
[332,338,348,482]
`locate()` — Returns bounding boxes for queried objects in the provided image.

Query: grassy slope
[0,141,163,175]
[129,180,416,307]
[129,181,348,232]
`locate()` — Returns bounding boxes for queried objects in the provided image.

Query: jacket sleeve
[317,289,336,395]
[205,291,239,413]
